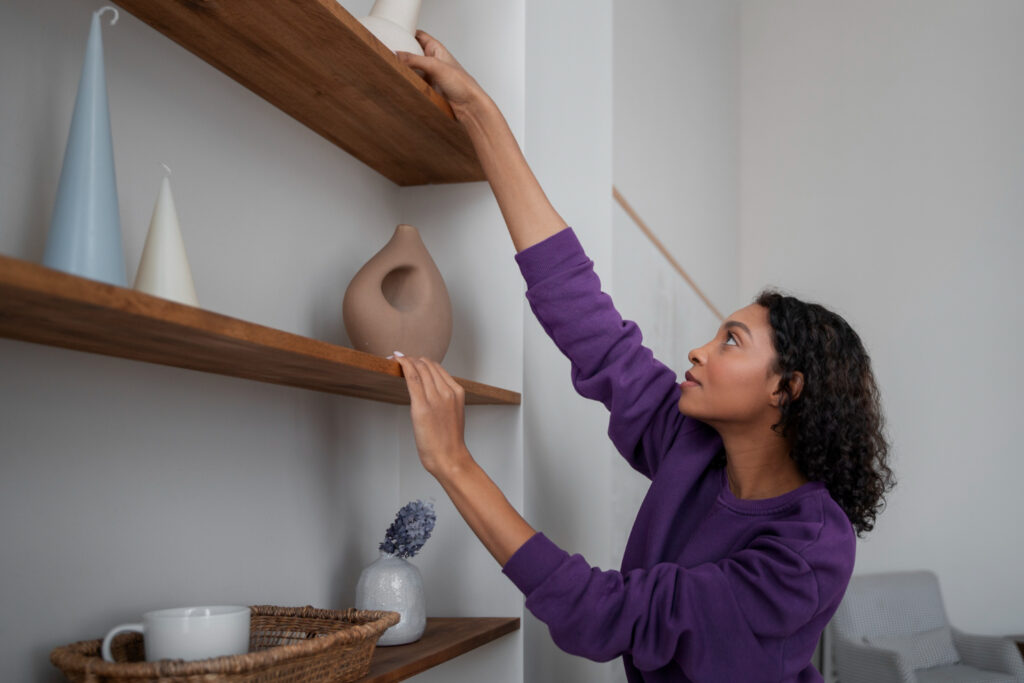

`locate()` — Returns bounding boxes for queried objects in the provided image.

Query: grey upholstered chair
[827,570,1024,683]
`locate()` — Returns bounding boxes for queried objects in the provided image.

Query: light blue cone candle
[43,6,126,286]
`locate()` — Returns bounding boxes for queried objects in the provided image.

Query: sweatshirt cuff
[501,532,571,596]
[513,227,588,289]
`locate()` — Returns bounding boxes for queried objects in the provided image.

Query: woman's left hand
[393,353,472,477]
[392,353,536,567]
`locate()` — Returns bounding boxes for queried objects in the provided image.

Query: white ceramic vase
[354,551,426,646]
[358,0,424,55]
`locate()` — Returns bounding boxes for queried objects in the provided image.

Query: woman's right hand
[399,29,568,253]
[397,30,489,119]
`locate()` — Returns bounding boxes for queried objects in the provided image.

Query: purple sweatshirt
[502,227,856,682]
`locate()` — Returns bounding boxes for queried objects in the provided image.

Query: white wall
[0,0,525,680]
[521,1,617,681]
[614,0,741,316]
[739,0,1024,654]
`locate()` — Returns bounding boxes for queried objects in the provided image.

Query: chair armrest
[951,628,1024,676]
[833,636,916,683]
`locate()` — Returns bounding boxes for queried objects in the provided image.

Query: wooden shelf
[361,618,520,682]
[0,255,520,406]
[112,0,484,186]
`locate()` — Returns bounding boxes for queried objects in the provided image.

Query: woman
[389,31,896,683]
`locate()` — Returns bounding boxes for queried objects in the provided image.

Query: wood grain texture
[0,255,520,406]
[112,0,484,186]
[362,618,520,682]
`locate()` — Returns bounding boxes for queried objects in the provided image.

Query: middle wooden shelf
[0,254,521,406]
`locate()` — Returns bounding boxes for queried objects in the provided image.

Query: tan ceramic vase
[343,224,452,362]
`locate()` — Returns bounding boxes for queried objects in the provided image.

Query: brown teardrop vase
[343,224,453,362]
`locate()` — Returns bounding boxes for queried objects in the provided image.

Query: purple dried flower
[380,499,436,559]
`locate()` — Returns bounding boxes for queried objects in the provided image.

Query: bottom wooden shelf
[361,617,520,682]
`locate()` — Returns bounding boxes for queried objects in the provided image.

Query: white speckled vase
[354,551,426,646]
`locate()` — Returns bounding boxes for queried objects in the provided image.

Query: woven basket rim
[50,605,400,678]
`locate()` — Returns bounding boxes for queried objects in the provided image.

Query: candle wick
[161,163,173,177]
[97,6,119,26]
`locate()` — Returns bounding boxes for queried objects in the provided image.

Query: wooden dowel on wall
[612,186,725,322]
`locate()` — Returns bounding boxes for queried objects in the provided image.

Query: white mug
[101,605,251,662]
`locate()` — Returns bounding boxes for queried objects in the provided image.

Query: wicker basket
[50,605,400,683]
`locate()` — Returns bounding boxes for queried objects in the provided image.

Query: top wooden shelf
[0,254,520,406]
[113,0,484,186]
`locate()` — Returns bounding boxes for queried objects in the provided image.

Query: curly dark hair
[710,288,896,537]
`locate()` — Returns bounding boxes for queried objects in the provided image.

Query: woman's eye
[723,332,738,346]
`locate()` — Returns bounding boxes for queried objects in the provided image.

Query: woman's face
[677,303,785,424]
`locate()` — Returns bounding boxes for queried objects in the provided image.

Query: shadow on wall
[23,65,62,264]
[314,393,399,610]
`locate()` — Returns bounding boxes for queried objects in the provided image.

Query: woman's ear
[771,370,804,407]
[789,371,804,401]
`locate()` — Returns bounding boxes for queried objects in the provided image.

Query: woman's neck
[719,427,808,500]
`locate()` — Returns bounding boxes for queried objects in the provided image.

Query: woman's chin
[677,397,696,417]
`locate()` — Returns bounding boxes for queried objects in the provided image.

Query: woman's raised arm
[401,32,687,477]
[398,31,567,253]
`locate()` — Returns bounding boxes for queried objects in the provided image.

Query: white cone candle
[133,169,199,306]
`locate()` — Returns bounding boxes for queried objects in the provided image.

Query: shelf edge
[0,255,520,406]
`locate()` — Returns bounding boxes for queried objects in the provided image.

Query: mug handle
[101,622,144,663]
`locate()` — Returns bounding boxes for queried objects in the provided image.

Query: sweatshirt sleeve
[502,530,844,679]
[515,227,689,478]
